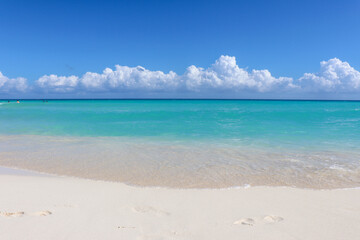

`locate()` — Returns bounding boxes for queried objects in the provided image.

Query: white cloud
[37,74,79,92]
[183,55,295,92]
[81,65,179,91]
[2,56,360,98]
[299,58,360,92]
[0,72,27,92]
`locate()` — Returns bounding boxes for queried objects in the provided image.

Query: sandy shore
[1,167,360,240]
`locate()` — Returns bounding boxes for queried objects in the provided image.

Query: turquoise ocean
[1,99,360,189]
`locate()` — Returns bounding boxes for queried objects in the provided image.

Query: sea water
[0,99,360,188]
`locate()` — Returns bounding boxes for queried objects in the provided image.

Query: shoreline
[0,166,51,177]
[2,133,360,189]
[1,166,360,239]
[1,165,360,191]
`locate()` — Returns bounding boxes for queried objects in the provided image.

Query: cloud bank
[299,58,360,92]
[0,72,28,93]
[1,56,360,99]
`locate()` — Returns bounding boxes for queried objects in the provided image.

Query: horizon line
[2,98,360,102]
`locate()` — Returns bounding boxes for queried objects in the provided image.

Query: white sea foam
[329,165,346,171]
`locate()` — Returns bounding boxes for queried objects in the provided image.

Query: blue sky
[1,0,360,99]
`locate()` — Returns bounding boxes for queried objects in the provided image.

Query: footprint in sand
[263,215,283,223]
[234,215,283,226]
[118,226,136,229]
[0,210,52,217]
[0,211,25,217]
[32,210,52,216]
[233,218,255,226]
[132,206,170,217]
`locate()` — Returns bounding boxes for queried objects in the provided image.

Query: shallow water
[1,100,360,188]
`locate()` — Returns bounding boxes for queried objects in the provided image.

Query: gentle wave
[1,134,360,189]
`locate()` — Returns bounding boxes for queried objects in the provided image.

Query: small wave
[329,165,346,171]
[324,109,337,112]
[224,184,252,190]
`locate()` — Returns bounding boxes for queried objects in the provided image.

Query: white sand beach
[1,167,360,240]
